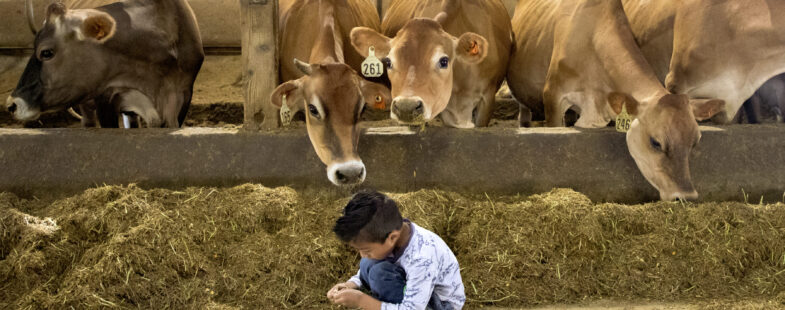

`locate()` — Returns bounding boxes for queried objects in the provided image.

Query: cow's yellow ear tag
[280,94,293,127]
[615,104,632,133]
[362,46,384,78]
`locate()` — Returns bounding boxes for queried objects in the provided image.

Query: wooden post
[241,0,279,130]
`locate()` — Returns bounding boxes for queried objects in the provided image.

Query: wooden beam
[240,0,279,130]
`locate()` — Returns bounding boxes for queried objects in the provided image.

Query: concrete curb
[0,125,783,203]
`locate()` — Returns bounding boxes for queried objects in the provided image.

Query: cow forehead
[305,65,362,109]
[643,103,698,144]
[393,20,453,60]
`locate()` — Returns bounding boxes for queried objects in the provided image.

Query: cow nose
[329,161,366,185]
[391,97,425,123]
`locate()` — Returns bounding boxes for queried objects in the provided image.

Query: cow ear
[82,13,116,43]
[607,92,640,116]
[350,27,391,58]
[454,32,487,65]
[45,2,67,23]
[271,80,303,111]
[359,80,391,110]
[691,98,725,121]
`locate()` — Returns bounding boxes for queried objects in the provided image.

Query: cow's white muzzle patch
[327,160,366,186]
[6,96,40,121]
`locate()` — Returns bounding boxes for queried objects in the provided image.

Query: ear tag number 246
[615,104,632,133]
[362,46,384,78]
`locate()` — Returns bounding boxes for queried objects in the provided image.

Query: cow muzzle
[327,160,366,186]
[5,96,40,121]
[661,189,699,202]
[391,96,425,124]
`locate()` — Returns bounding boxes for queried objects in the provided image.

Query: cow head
[6,3,116,121]
[608,92,724,201]
[350,14,487,125]
[271,60,390,186]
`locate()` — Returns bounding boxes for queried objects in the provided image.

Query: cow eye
[650,137,662,152]
[40,49,55,60]
[308,104,320,119]
[438,57,449,69]
[382,57,392,70]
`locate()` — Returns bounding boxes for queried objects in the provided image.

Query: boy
[327,190,465,310]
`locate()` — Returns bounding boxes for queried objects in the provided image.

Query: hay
[1,186,784,309]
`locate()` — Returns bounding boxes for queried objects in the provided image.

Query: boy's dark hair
[333,190,403,244]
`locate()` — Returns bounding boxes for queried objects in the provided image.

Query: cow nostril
[414,101,424,114]
[7,103,16,113]
[336,170,347,183]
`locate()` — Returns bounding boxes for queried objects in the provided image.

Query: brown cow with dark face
[350,0,512,128]
[271,0,391,186]
[5,0,204,128]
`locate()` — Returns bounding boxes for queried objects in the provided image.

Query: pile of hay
[1,185,784,309]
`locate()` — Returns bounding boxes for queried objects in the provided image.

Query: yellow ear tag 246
[362,46,383,78]
[280,94,293,127]
[615,104,632,133]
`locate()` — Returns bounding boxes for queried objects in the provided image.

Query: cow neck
[309,0,345,64]
[594,0,668,104]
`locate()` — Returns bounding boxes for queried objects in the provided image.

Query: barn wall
[0,0,241,48]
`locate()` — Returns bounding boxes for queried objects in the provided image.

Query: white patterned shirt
[348,222,466,310]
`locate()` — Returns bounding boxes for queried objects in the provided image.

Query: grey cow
[5,0,204,128]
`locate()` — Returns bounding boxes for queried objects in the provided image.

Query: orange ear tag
[615,104,632,133]
[362,46,384,78]
[374,95,385,110]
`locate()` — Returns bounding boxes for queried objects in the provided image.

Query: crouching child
[327,190,466,310]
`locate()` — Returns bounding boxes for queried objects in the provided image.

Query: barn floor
[1,185,783,309]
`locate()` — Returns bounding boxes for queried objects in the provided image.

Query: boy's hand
[331,288,365,308]
[327,282,358,302]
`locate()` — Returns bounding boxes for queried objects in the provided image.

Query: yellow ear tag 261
[615,104,632,133]
[280,94,293,127]
[362,46,383,78]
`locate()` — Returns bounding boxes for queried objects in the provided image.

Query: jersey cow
[623,0,785,123]
[506,0,723,201]
[271,0,391,186]
[5,0,204,128]
[350,0,512,128]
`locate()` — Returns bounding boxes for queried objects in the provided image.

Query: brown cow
[271,0,391,186]
[5,0,204,128]
[507,0,723,201]
[623,0,785,123]
[350,0,512,128]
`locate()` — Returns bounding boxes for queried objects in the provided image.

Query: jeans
[359,258,451,310]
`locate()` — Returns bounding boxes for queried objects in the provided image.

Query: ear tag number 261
[615,104,632,133]
[362,46,384,78]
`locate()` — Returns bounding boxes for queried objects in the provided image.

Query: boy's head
[333,190,404,260]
